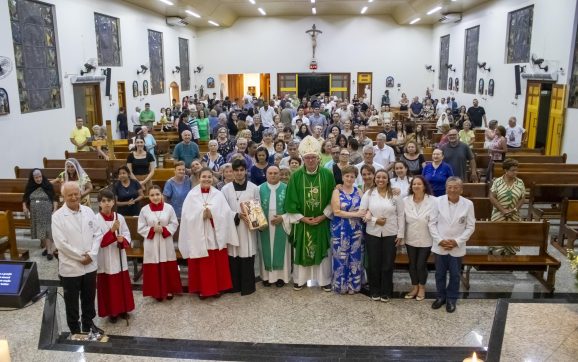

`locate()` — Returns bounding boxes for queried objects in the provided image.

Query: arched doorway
[169,81,180,105]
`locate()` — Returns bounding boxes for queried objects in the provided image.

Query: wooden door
[523,82,541,148]
[169,81,180,104]
[357,72,372,103]
[117,81,126,111]
[546,84,566,155]
[84,84,102,127]
[277,73,298,98]
[260,73,270,101]
[227,74,244,103]
[330,73,350,101]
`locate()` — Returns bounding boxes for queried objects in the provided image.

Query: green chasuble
[259,182,288,271]
[284,166,336,267]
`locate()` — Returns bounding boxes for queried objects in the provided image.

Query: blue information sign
[0,263,25,294]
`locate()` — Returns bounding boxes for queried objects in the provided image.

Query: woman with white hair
[202,140,225,172]
[91,125,109,160]
[51,158,93,206]
[140,126,157,160]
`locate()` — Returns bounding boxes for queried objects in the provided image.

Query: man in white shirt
[259,101,276,129]
[355,145,384,184]
[506,116,526,148]
[130,106,141,132]
[337,102,351,123]
[436,97,448,116]
[292,107,310,127]
[52,182,104,335]
[428,177,475,313]
[280,141,301,168]
[373,133,396,172]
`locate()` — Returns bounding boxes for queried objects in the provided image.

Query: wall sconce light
[172,66,181,74]
[137,65,148,75]
[193,65,204,74]
[80,63,96,75]
[425,65,435,72]
[519,65,527,73]
[478,62,491,72]
[446,63,456,72]
[100,68,110,76]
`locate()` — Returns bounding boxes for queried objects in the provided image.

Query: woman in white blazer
[402,175,435,301]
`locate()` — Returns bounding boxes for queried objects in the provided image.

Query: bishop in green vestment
[285,136,336,290]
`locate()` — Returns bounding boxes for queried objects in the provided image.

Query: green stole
[259,182,287,271]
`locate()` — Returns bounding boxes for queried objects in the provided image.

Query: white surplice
[221,182,260,258]
[178,186,239,259]
[95,213,131,274]
[137,204,179,264]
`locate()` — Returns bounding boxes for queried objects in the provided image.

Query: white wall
[196,16,433,105]
[0,0,196,178]
[432,0,578,161]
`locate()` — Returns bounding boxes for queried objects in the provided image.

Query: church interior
[1,0,578,361]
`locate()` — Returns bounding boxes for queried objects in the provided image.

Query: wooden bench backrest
[516,172,578,186]
[0,211,17,259]
[493,163,578,177]
[529,183,578,204]
[462,183,488,197]
[156,139,170,154]
[469,197,493,220]
[153,168,175,181]
[561,198,578,224]
[14,167,109,184]
[0,179,27,193]
[65,151,132,160]
[475,133,485,142]
[469,221,548,253]
[475,155,491,170]
[0,193,25,212]
[505,154,566,164]
[43,158,109,169]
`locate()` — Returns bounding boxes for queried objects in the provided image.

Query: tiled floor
[1,228,577,361]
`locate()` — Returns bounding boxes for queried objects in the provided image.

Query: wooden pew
[124,216,181,282]
[527,183,578,221]
[474,132,485,142]
[66,151,132,160]
[43,158,127,181]
[514,172,578,187]
[14,167,110,189]
[472,147,543,156]
[493,163,578,178]
[0,179,61,229]
[505,154,566,164]
[394,220,560,292]
[553,198,578,253]
[0,211,29,260]
[470,197,493,220]
[462,183,488,198]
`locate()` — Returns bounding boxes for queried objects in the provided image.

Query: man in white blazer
[428,177,475,313]
[52,182,104,335]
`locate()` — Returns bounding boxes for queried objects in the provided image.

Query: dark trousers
[228,256,256,296]
[406,245,431,285]
[60,271,97,333]
[365,234,397,298]
[119,129,128,139]
[434,254,462,302]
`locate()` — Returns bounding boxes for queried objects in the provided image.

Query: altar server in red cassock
[95,190,135,322]
[138,185,182,301]
[179,167,239,298]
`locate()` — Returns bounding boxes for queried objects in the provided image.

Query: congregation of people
[24,89,531,335]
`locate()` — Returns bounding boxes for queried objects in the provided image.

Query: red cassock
[138,202,183,299]
[96,212,135,317]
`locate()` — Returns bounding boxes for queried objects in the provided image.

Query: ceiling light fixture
[249,0,255,4]
[258,7,266,15]
[208,20,220,26]
[311,0,315,3]
[427,6,442,15]
[185,10,201,18]
[361,6,368,14]
[158,0,174,5]
[369,0,374,2]
[312,7,316,14]
[409,17,421,24]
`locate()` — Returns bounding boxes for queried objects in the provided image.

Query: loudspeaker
[0,261,40,309]
[105,67,112,97]
[514,65,521,96]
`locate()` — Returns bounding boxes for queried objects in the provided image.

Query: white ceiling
[121,0,489,28]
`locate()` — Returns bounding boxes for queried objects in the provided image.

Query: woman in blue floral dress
[330,165,364,294]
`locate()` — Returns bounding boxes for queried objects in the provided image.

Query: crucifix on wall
[306,24,322,60]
